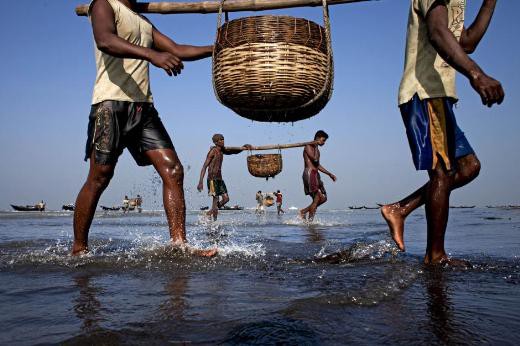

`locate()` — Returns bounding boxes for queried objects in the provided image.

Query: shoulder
[89,0,115,16]
[89,0,117,23]
[208,146,218,155]
[140,14,154,27]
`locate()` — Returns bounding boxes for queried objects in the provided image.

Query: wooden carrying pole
[75,0,373,16]
[226,141,318,152]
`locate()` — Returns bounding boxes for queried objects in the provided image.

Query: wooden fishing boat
[11,204,45,212]
[100,206,121,211]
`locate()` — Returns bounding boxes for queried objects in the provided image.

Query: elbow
[95,36,114,54]
[96,41,111,53]
[462,44,476,54]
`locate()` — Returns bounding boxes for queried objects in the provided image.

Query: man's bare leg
[72,153,116,255]
[146,148,217,257]
[207,196,219,221]
[381,154,480,251]
[423,164,451,264]
[218,193,230,209]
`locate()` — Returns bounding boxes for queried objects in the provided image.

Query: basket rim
[217,15,325,29]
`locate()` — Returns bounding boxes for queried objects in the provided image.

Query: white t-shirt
[398,0,466,105]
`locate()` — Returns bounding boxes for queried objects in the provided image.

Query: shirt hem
[398,91,458,106]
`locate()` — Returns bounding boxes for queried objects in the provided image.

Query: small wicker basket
[247,153,283,179]
[212,0,334,122]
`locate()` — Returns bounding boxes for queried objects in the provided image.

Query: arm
[317,165,337,182]
[222,144,252,155]
[152,27,213,61]
[426,2,504,107]
[197,150,214,191]
[90,0,183,76]
[460,0,497,54]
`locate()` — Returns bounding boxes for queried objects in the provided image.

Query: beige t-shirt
[88,0,154,104]
[398,0,466,105]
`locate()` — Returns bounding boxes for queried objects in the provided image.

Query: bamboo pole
[75,0,374,16]
[225,140,318,152]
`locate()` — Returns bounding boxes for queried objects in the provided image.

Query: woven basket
[247,153,283,179]
[212,0,334,122]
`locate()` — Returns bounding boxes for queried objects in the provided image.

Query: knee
[321,195,328,204]
[162,163,184,185]
[88,168,113,191]
[459,156,481,182]
[468,157,481,179]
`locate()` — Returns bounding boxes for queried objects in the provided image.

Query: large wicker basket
[247,153,283,179]
[212,0,334,122]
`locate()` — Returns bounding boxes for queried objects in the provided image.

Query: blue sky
[0,0,518,210]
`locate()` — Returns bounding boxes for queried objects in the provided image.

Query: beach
[1,208,519,344]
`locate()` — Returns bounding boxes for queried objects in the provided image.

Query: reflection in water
[158,274,189,321]
[425,268,456,344]
[73,274,104,333]
[306,226,325,243]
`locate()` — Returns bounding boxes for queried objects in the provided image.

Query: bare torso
[303,144,320,171]
[208,147,224,180]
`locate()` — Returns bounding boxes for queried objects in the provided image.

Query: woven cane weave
[247,154,283,178]
[212,0,334,122]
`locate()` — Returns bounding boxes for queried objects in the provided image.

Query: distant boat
[62,204,75,211]
[450,205,476,209]
[200,205,243,211]
[348,206,380,210]
[11,204,45,212]
[100,205,121,211]
[221,205,243,211]
[489,205,520,210]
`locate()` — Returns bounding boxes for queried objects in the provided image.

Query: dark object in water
[62,204,75,211]
[487,205,520,210]
[100,206,121,211]
[200,205,243,211]
[221,205,244,211]
[11,204,45,212]
[450,205,476,209]
[348,205,380,210]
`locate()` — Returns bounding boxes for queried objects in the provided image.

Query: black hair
[314,130,329,140]
[212,133,224,143]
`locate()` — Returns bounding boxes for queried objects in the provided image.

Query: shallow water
[0,208,519,345]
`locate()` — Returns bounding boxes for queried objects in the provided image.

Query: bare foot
[381,204,405,251]
[299,209,307,220]
[172,241,218,257]
[424,255,471,268]
[189,247,218,257]
[71,244,88,256]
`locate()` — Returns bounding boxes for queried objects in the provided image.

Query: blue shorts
[400,94,474,171]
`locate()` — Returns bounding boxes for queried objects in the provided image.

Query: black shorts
[85,101,174,166]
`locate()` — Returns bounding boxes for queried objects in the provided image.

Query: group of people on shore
[72,0,504,266]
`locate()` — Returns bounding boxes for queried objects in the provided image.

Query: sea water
[0,208,519,344]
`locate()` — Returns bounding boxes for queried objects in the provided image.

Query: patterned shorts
[85,101,173,166]
[207,179,228,197]
[400,94,474,171]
